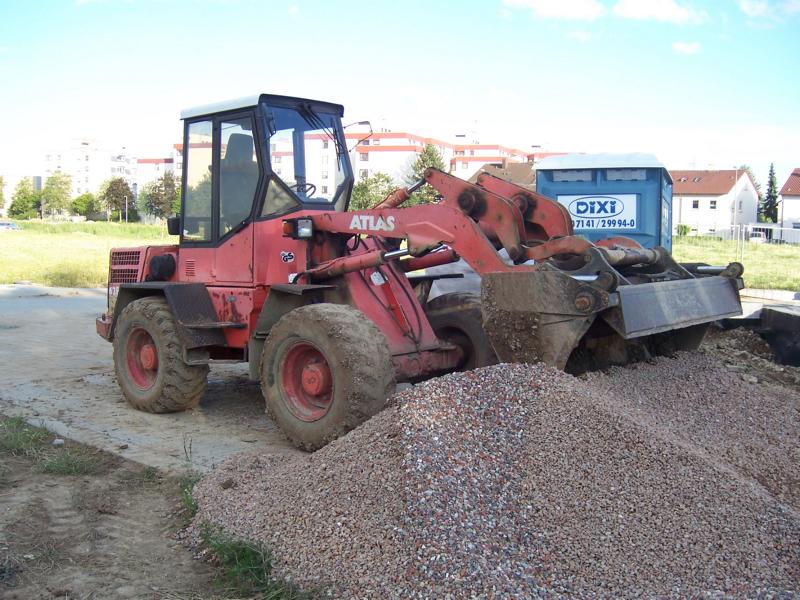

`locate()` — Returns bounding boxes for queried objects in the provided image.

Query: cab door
[178,113,262,286]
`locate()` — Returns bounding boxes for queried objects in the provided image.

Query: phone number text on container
[573,218,636,229]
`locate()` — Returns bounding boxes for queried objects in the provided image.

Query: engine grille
[110,268,140,284]
[109,249,144,285]
[110,250,142,266]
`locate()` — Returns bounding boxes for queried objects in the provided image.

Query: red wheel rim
[126,327,159,390]
[281,341,333,422]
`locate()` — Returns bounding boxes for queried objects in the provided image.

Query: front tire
[260,303,396,451]
[426,292,498,371]
[113,297,208,413]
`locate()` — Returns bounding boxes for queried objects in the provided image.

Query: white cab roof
[181,95,261,120]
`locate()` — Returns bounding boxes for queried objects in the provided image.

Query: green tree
[0,175,5,211]
[71,192,100,217]
[8,178,41,219]
[41,171,73,215]
[98,177,134,220]
[142,171,180,218]
[171,184,182,215]
[405,143,447,205]
[349,172,396,211]
[761,163,779,223]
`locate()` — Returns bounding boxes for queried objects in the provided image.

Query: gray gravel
[189,351,799,598]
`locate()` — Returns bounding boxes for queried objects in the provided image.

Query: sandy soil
[0,285,300,473]
[0,437,217,599]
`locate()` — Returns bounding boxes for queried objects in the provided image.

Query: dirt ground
[0,285,300,473]
[0,439,218,600]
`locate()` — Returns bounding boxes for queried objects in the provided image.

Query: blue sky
[0,0,798,188]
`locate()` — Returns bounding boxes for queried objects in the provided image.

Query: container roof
[536,153,667,171]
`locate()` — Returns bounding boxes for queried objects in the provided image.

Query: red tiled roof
[671,169,745,195]
[780,168,800,196]
[137,158,174,164]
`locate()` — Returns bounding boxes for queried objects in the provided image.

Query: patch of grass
[0,416,48,457]
[34,448,103,476]
[199,524,316,599]
[118,465,161,487]
[178,471,201,525]
[673,237,800,291]
[0,220,177,287]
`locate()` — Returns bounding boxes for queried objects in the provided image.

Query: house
[779,168,800,230]
[671,169,759,234]
[467,160,536,189]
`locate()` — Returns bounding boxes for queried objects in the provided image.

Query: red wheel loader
[96,94,744,450]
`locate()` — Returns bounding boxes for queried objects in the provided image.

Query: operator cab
[176,94,354,243]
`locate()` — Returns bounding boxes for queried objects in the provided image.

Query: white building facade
[43,139,137,198]
[779,168,800,229]
[671,169,759,234]
[343,130,529,184]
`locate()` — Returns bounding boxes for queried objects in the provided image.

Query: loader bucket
[481,270,743,371]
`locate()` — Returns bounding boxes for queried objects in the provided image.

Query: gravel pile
[190,355,799,598]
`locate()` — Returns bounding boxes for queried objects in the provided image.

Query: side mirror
[167,215,181,236]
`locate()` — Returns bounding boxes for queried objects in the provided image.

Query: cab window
[183,120,213,241]
[219,117,259,236]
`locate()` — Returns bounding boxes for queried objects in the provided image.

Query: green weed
[34,448,103,475]
[178,471,201,525]
[0,416,48,457]
[199,524,316,599]
[118,465,161,487]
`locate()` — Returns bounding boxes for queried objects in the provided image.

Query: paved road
[0,285,299,472]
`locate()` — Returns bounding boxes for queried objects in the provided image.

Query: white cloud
[738,0,800,21]
[613,0,705,24]
[287,4,299,17]
[502,0,606,21]
[569,30,592,42]
[739,0,769,17]
[672,41,701,54]
[783,0,800,14]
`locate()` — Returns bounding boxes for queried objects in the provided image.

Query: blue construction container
[535,153,673,252]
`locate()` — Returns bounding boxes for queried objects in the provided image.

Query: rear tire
[260,304,396,451]
[426,292,497,370]
[113,297,208,413]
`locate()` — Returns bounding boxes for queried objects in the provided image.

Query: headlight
[296,218,314,239]
[282,218,314,239]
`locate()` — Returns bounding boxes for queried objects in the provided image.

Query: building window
[322,170,328,179]
[322,155,329,164]
[273,155,281,163]
[323,140,328,149]
[793,223,800,230]
[692,199,699,209]
[373,139,380,145]
[359,169,369,179]
[361,140,370,146]
[321,186,328,194]
[276,168,281,175]
[470,150,475,156]
[738,200,743,212]
[360,153,368,161]
[455,150,465,156]
[462,161,468,169]
[710,200,717,209]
